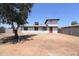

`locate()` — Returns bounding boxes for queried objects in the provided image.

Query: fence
[58,25,79,36]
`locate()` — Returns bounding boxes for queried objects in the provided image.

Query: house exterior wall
[23,26,58,33]
[53,27,58,33]
[46,20,58,25]
[38,27,43,31]
[28,27,34,30]
[21,19,59,34]
[59,26,79,36]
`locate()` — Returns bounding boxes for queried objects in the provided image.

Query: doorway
[34,27,38,31]
[49,27,53,33]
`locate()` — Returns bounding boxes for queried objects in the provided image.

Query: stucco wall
[23,27,58,33]
[28,27,34,30]
[53,27,58,33]
[46,20,58,25]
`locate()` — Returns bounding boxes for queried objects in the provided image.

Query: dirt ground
[0,31,79,56]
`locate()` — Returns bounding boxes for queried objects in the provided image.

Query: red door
[49,27,53,33]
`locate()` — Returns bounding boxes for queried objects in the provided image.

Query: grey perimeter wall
[58,26,79,36]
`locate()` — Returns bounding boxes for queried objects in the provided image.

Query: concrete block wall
[59,26,79,36]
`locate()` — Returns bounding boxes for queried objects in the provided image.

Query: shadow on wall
[0,34,37,44]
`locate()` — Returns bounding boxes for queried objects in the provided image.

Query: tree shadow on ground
[0,34,37,44]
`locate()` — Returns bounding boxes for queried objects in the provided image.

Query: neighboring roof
[45,19,59,24]
[61,24,79,28]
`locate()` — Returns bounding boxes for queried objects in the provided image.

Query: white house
[21,19,59,33]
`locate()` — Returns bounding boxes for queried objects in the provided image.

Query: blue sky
[28,3,79,27]
[0,3,79,28]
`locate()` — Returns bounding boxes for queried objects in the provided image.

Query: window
[42,27,47,31]
[24,27,28,30]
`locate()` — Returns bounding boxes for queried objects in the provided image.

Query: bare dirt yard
[0,31,79,56]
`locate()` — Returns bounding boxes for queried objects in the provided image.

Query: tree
[0,3,33,42]
[71,21,78,25]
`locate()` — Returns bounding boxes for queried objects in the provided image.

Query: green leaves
[71,21,78,25]
[0,3,33,25]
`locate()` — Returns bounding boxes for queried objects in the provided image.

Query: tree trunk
[14,29,18,39]
[13,29,18,43]
[11,22,19,43]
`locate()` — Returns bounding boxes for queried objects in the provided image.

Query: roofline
[61,25,79,28]
[21,25,58,27]
[45,19,60,24]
